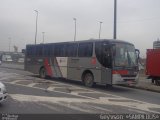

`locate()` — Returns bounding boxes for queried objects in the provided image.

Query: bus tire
[83,73,94,87]
[39,67,46,79]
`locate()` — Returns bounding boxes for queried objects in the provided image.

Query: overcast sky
[0,0,160,58]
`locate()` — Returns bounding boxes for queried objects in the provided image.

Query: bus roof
[26,39,134,46]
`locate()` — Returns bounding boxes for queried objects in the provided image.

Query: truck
[146,49,160,85]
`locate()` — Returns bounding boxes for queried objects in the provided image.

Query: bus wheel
[83,73,94,87]
[39,68,46,79]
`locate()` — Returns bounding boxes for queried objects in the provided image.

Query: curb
[120,84,160,93]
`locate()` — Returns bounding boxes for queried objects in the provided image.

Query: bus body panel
[25,56,112,85]
[67,56,112,84]
[56,57,68,78]
[25,57,37,74]
[66,57,110,84]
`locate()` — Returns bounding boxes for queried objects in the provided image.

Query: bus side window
[40,46,43,56]
[36,45,43,56]
[28,46,35,56]
[54,44,60,57]
[67,43,78,57]
[43,44,53,57]
[26,46,31,56]
[78,43,93,57]
[54,44,67,57]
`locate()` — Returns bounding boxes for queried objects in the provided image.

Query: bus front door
[101,67,112,85]
[101,43,112,85]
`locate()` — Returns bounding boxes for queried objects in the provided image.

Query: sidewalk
[121,72,160,93]
[0,62,160,93]
[135,76,160,93]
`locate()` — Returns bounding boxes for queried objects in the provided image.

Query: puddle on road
[66,88,91,92]
[16,81,33,85]
[37,81,54,84]
[79,93,118,99]
[54,88,71,93]
[108,99,143,103]
[34,84,50,89]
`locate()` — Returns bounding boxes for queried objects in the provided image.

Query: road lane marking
[27,83,38,87]
[46,86,54,91]
[10,94,102,113]
[9,93,160,114]
[10,80,27,84]
[4,81,96,100]
[1,70,160,113]
[4,80,160,114]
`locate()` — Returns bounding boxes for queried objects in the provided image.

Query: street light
[8,37,11,52]
[113,0,117,39]
[99,21,103,39]
[42,32,45,43]
[34,10,38,44]
[73,18,77,41]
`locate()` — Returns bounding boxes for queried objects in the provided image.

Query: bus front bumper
[112,74,139,85]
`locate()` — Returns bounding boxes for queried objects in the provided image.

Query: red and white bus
[25,39,139,87]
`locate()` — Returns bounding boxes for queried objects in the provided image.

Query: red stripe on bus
[91,57,96,65]
[44,58,53,76]
[112,70,128,75]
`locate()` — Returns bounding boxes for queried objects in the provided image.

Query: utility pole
[42,32,45,43]
[8,37,11,52]
[73,18,77,41]
[34,10,38,44]
[99,21,103,39]
[113,0,117,39]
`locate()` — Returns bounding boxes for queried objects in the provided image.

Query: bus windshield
[113,43,137,67]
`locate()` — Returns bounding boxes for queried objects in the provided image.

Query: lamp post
[8,37,11,52]
[113,0,117,39]
[34,10,38,44]
[73,18,77,41]
[42,32,45,43]
[99,21,103,39]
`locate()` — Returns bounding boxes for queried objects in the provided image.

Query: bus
[25,39,139,87]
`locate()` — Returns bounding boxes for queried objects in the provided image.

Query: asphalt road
[0,67,160,116]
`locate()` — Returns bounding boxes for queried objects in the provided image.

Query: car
[0,82,7,103]
[18,58,24,63]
